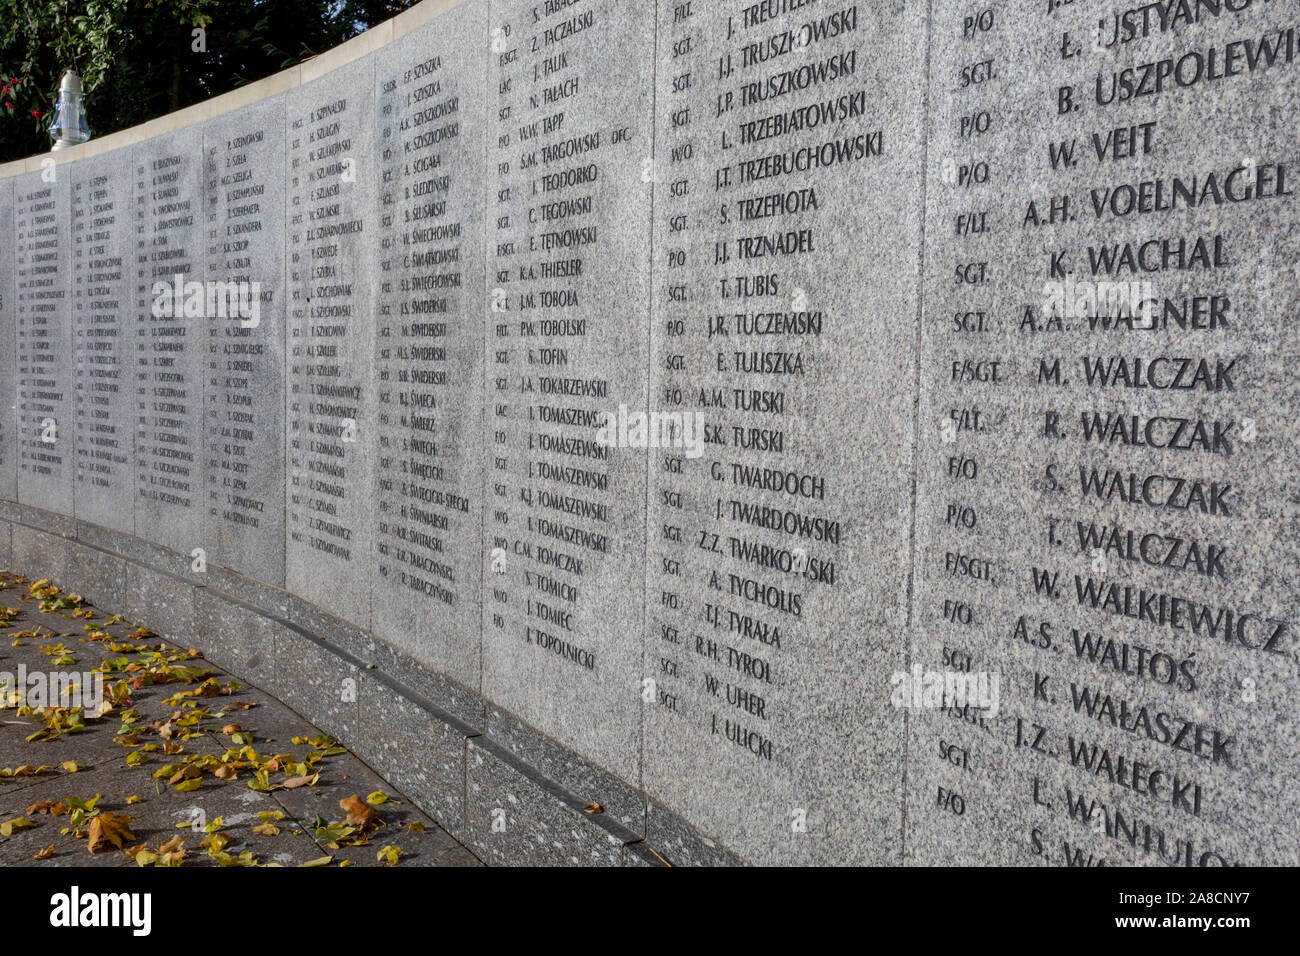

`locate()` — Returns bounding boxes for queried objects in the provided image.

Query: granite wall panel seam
[898,0,941,868]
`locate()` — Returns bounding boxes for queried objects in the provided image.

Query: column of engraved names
[14,173,72,506]
[0,184,13,497]
[1029,0,1296,866]
[912,3,1013,863]
[203,111,285,580]
[487,3,617,677]
[651,1,867,766]
[72,161,132,524]
[285,73,375,619]
[916,1,1298,865]
[134,141,204,544]
[375,49,472,614]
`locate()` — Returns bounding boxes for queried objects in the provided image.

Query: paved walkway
[0,569,481,867]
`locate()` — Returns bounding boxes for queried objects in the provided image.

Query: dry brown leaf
[158,836,185,854]
[168,766,200,786]
[282,773,319,789]
[87,813,136,853]
[340,794,379,831]
[26,800,68,816]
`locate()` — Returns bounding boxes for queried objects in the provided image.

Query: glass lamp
[49,69,90,150]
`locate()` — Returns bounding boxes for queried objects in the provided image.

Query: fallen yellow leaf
[87,813,135,853]
[0,816,36,837]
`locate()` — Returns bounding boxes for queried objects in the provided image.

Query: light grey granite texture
[131,125,207,573]
[13,167,75,513]
[201,97,289,589]
[476,0,655,816]
[643,0,926,866]
[71,146,135,534]
[283,53,378,632]
[370,1,487,689]
[0,177,15,504]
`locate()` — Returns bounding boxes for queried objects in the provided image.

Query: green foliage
[0,0,418,161]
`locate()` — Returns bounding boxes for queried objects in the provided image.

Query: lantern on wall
[49,70,90,150]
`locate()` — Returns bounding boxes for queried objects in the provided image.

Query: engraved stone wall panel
[643,0,929,865]
[14,166,74,512]
[0,177,15,504]
[372,3,488,686]
[133,126,207,565]
[72,148,136,533]
[202,99,288,588]
[285,56,378,629]
[480,0,655,784]
[907,2,1300,866]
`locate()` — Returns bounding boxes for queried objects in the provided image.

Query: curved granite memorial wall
[1,0,1297,866]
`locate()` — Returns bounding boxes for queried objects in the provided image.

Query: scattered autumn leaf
[26,800,68,816]
[0,816,36,837]
[168,766,200,786]
[87,813,135,853]
[315,823,356,843]
[340,795,379,832]
[159,836,185,854]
